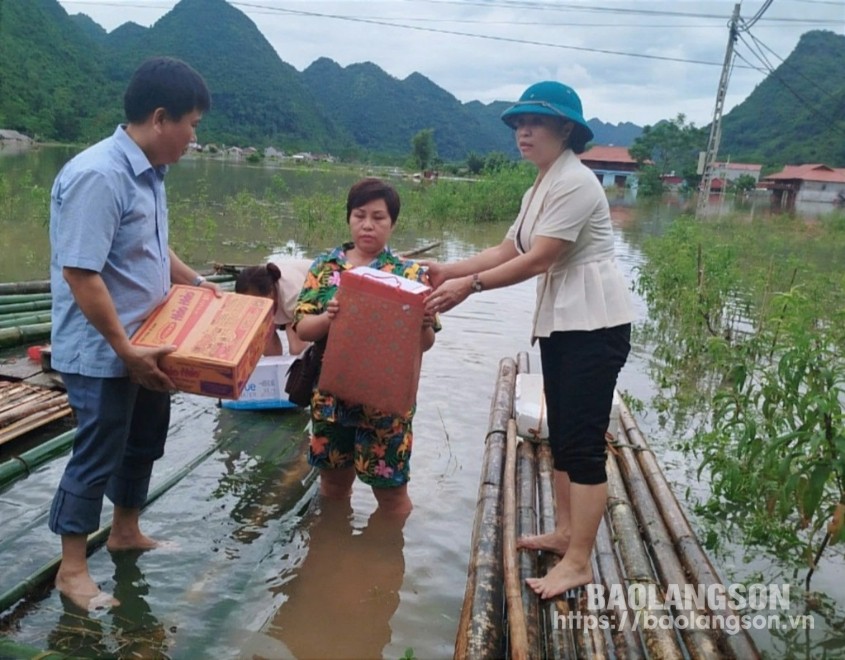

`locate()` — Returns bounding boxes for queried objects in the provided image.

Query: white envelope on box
[347,266,431,294]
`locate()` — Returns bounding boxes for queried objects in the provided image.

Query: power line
[231,1,771,69]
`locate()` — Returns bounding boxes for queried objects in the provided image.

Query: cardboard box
[318,266,430,415]
[220,354,299,410]
[130,285,273,399]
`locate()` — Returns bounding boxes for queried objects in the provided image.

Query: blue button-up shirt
[50,125,171,377]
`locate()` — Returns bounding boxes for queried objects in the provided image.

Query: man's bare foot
[106,530,160,552]
[517,530,570,555]
[525,558,592,599]
[56,570,119,611]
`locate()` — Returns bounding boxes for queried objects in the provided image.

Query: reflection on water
[258,500,406,659]
[44,552,168,659]
[110,552,168,658]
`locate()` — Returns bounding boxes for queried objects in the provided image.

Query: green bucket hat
[500,81,594,142]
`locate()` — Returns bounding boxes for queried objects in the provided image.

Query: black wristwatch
[470,273,483,293]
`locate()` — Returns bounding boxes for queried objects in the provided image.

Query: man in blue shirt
[49,57,214,610]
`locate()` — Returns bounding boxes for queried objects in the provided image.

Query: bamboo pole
[516,438,542,658]
[0,323,52,348]
[0,309,54,322]
[0,636,65,659]
[613,428,724,659]
[454,357,516,660]
[399,241,442,258]
[534,442,576,660]
[606,452,685,660]
[0,281,50,296]
[0,313,52,329]
[0,393,67,427]
[0,300,51,315]
[0,293,53,305]
[503,420,529,660]
[618,401,761,659]
[0,389,58,419]
[573,584,610,660]
[0,429,75,489]
[0,404,71,447]
[593,517,646,659]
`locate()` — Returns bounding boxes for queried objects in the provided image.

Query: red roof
[762,164,845,184]
[579,145,637,165]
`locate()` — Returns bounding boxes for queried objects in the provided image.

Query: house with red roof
[711,162,762,185]
[760,164,845,210]
[578,146,640,189]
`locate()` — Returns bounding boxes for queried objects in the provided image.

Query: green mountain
[301,58,516,160]
[100,0,352,151]
[3,0,841,166]
[720,30,845,168]
[0,0,117,141]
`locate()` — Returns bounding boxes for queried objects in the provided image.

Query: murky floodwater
[1,148,843,658]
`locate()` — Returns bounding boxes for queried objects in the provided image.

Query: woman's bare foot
[525,557,592,599]
[106,530,160,552]
[517,530,570,555]
[56,569,119,611]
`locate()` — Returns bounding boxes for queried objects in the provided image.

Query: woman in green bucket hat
[425,81,634,599]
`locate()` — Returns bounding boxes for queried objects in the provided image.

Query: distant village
[3,129,844,212]
[579,145,845,211]
[187,141,337,165]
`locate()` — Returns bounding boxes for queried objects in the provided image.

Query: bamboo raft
[0,381,70,447]
[455,354,761,660]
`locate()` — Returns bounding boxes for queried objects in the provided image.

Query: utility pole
[696,2,741,219]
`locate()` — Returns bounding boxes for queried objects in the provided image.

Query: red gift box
[318,267,430,415]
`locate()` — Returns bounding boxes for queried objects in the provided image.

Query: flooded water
[1,148,843,658]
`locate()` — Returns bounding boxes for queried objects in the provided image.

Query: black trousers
[539,324,631,485]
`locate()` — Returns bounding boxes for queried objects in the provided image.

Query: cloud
[58,0,844,126]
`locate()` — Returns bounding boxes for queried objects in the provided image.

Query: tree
[411,129,437,171]
[729,173,757,196]
[466,151,484,175]
[629,114,706,195]
[483,151,512,174]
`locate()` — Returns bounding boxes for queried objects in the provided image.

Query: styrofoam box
[220,354,298,410]
[514,373,549,439]
[514,373,621,440]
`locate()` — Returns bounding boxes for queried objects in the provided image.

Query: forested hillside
[720,30,845,167]
[0,0,119,142]
[2,0,842,166]
[301,58,516,158]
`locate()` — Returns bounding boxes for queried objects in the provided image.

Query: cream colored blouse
[505,150,635,338]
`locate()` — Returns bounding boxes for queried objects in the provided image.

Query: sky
[56,0,845,127]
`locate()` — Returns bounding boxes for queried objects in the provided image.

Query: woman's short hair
[346,178,401,225]
[235,263,281,298]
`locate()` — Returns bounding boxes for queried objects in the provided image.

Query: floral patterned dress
[292,242,440,487]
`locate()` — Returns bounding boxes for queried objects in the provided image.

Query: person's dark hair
[346,178,401,225]
[235,263,281,298]
[551,118,589,155]
[568,126,590,155]
[124,57,211,123]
